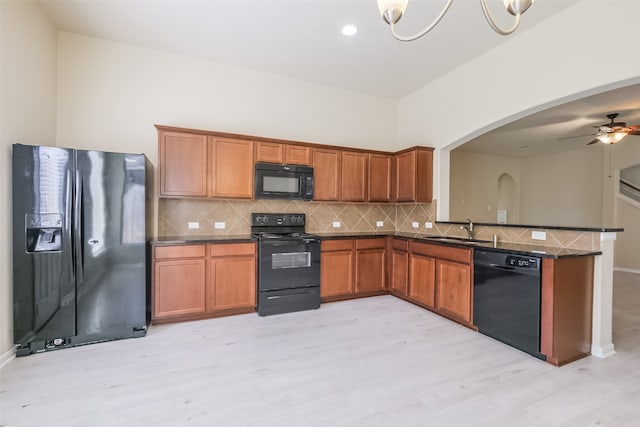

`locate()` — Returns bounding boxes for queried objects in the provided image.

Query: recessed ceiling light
[342,25,358,36]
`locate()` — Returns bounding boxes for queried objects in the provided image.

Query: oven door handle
[263,241,312,247]
[267,290,316,300]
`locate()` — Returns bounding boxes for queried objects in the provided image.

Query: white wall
[397,1,640,218]
[56,32,399,170]
[610,139,640,271]
[0,1,57,363]
[449,151,522,222]
[519,147,604,227]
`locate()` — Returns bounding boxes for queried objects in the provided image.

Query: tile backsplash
[158,198,600,250]
[158,199,415,235]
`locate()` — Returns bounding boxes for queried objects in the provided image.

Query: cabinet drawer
[322,239,353,252]
[210,242,256,257]
[392,238,409,251]
[155,244,206,260]
[410,241,471,264]
[355,238,386,250]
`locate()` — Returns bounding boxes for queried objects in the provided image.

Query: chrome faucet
[460,218,474,239]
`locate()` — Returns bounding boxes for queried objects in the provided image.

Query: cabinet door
[210,256,256,310]
[209,137,254,198]
[159,132,208,197]
[436,260,471,323]
[321,250,353,297]
[153,259,206,319]
[409,253,436,308]
[255,142,283,164]
[395,149,433,203]
[285,145,312,166]
[396,151,416,202]
[341,151,367,202]
[313,149,341,201]
[391,249,408,295]
[355,248,386,293]
[369,154,391,202]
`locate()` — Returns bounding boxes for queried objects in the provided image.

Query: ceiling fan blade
[556,133,595,141]
[587,138,600,145]
[630,130,640,136]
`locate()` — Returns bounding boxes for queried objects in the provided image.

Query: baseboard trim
[0,346,16,370]
[591,343,616,359]
[614,267,640,275]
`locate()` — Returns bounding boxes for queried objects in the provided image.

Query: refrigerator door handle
[74,171,84,284]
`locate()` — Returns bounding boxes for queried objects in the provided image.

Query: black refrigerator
[12,144,152,356]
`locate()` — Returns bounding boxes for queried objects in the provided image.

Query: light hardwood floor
[1,272,639,427]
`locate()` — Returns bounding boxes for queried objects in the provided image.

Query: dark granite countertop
[436,221,623,233]
[317,232,601,259]
[151,234,257,245]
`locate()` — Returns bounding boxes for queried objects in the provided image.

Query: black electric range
[251,213,321,316]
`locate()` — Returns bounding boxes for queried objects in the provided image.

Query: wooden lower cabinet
[355,238,386,293]
[409,253,436,308]
[435,259,471,323]
[321,238,387,300]
[389,239,409,297]
[152,242,256,323]
[321,240,354,299]
[210,256,256,310]
[154,258,206,319]
[540,256,594,366]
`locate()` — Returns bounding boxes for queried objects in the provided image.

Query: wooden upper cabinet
[208,137,254,198]
[313,148,341,201]
[255,141,283,164]
[394,148,433,203]
[254,141,312,166]
[159,131,208,197]
[285,145,312,166]
[368,154,392,202]
[341,152,367,202]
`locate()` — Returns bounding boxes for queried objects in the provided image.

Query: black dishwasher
[473,249,545,360]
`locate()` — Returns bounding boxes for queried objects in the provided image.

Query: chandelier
[377,0,535,41]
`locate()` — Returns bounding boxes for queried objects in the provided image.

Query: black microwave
[254,163,314,200]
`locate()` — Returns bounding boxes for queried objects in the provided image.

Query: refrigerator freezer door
[74,150,147,339]
[12,145,76,346]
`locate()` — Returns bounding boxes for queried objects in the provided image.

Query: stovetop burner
[251,213,318,241]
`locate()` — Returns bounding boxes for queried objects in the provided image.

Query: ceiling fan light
[597,131,628,144]
[377,0,409,25]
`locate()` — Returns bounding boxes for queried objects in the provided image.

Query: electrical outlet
[332,221,341,228]
[532,231,546,240]
[412,222,419,229]
[188,222,200,229]
[214,222,225,229]
[376,221,384,227]
[424,222,433,229]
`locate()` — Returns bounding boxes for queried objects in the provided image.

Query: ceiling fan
[586,113,640,145]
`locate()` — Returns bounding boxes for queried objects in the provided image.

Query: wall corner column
[591,231,617,358]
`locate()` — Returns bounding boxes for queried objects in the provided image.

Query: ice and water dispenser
[25,213,63,253]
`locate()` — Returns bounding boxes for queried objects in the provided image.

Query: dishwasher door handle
[487,264,516,271]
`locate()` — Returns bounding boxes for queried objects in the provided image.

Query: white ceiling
[457,83,640,158]
[37,0,639,158]
[37,0,578,99]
